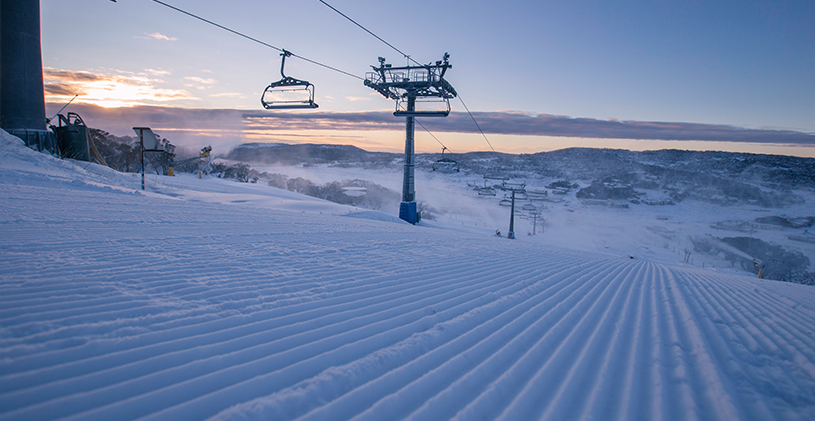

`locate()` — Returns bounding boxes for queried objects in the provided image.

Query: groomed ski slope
[1,131,815,420]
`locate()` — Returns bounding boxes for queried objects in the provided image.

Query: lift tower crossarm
[364,53,457,117]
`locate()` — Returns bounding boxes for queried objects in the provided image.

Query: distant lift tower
[365,53,457,224]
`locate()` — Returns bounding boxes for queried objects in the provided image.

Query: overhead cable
[458,95,496,152]
[317,0,421,66]
[416,120,449,151]
[150,0,364,80]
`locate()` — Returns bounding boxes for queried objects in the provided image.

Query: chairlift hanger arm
[273,49,313,88]
[279,50,292,78]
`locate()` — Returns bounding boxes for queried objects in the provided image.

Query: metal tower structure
[364,53,457,224]
[499,182,526,239]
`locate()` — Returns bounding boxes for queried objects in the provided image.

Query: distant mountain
[227,142,395,166]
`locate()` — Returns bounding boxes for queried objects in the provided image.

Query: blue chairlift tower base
[399,201,419,224]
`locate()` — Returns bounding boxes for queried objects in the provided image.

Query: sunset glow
[43,68,196,108]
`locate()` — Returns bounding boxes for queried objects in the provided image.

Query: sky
[39,0,815,156]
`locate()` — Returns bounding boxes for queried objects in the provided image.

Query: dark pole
[141,136,145,190]
[402,96,415,203]
[508,190,516,239]
[532,212,537,235]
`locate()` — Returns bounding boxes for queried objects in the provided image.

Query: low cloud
[243,110,815,146]
[145,68,172,76]
[45,104,815,152]
[43,68,107,83]
[140,32,178,41]
[183,76,218,86]
[44,83,84,97]
[210,92,245,98]
[183,76,218,91]
[242,111,399,132]
[449,112,815,145]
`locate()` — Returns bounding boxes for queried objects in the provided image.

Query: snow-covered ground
[2,130,815,420]
[237,161,815,275]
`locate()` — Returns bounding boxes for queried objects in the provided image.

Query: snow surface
[2,130,815,420]
[232,159,815,275]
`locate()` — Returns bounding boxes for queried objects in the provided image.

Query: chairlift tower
[499,182,526,239]
[365,53,457,224]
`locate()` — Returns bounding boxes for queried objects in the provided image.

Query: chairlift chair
[261,50,319,110]
[432,147,460,172]
[499,199,512,207]
[478,187,496,197]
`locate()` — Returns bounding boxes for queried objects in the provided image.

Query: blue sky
[40,0,815,156]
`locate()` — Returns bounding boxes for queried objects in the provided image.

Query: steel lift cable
[150,0,364,81]
[457,94,496,152]
[317,0,421,67]
[415,120,449,151]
